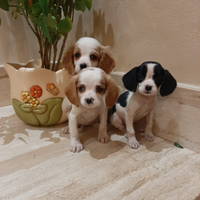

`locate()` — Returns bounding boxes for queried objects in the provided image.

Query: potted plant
[0,0,93,126]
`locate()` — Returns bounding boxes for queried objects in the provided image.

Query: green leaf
[12,98,63,126]
[30,13,41,26]
[24,0,32,14]
[43,14,57,28]
[12,99,40,126]
[34,98,63,126]
[32,2,42,17]
[174,142,184,149]
[51,33,56,44]
[40,18,52,43]
[32,104,47,114]
[74,0,86,12]
[42,98,63,126]
[20,103,32,112]
[0,0,9,11]
[39,0,49,17]
[85,0,93,11]
[57,16,73,35]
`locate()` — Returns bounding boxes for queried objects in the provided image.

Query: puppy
[62,37,115,114]
[65,67,119,153]
[110,61,177,149]
[62,37,115,74]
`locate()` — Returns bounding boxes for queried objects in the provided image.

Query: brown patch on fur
[101,72,119,108]
[65,75,79,107]
[77,84,85,93]
[96,78,106,94]
[98,46,115,74]
[73,48,81,61]
[62,44,75,75]
[90,51,100,61]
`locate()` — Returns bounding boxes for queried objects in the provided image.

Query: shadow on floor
[0,112,173,159]
[0,113,68,145]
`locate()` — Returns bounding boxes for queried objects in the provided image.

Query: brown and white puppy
[65,67,119,153]
[62,37,116,114]
[62,37,115,75]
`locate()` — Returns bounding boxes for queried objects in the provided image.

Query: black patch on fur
[150,61,177,96]
[122,67,139,92]
[111,91,130,113]
[117,91,130,107]
[137,64,147,83]
[160,70,177,96]
[111,104,116,114]
[153,63,165,88]
[122,62,149,92]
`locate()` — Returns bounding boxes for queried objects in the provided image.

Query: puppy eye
[96,86,103,93]
[90,54,97,60]
[138,74,144,81]
[75,53,80,58]
[78,85,85,92]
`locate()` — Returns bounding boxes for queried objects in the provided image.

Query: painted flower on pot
[13,84,63,126]
[30,85,43,98]
[46,83,59,96]
[21,91,40,108]
[21,91,31,103]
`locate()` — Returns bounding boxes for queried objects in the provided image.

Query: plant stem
[49,45,52,69]
[54,33,68,71]
[21,9,36,36]
[54,0,74,71]
[21,9,45,67]
[9,5,18,8]
[52,40,58,71]
[34,26,43,60]
[42,39,50,69]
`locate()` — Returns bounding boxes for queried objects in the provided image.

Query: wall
[1,1,200,87]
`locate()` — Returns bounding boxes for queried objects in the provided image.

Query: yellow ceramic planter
[4,59,71,126]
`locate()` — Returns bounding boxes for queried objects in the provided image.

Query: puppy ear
[160,70,177,96]
[62,44,75,75]
[99,46,115,74]
[122,67,139,92]
[105,76,119,108]
[65,75,79,107]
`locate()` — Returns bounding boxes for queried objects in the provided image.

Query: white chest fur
[72,103,103,126]
[116,91,157,123]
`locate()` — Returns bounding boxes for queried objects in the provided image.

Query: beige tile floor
[0,76,200,200]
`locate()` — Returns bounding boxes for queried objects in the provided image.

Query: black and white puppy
[110,61,177,149]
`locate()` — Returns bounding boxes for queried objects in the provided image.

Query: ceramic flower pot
[4,59,72,126]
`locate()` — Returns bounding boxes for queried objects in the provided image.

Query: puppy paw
[127,137,140,149]
[98,134,110,143]
[145,133,154,142]
[63,126,70,134]
[70,140,83,153]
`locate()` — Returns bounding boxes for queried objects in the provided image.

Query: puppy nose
[146,85,152,91]
[85,98,93,104]
[80,63,87,70]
